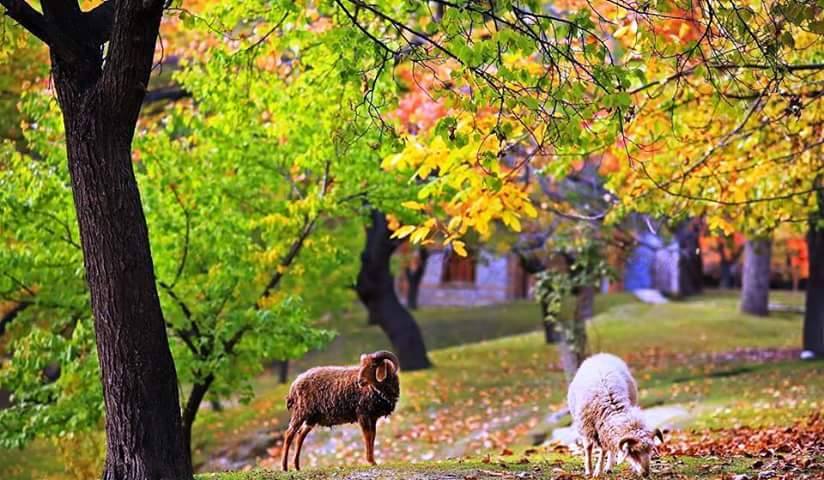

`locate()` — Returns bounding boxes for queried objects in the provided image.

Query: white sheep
[567,353,663,477]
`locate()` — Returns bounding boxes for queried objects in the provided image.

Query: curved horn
[370,351,400,373]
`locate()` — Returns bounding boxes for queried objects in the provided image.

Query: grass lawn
[2,290,821,480]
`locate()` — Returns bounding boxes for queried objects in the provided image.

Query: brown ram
[281,350,400,471]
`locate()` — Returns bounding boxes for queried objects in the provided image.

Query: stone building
[396,248,533,307]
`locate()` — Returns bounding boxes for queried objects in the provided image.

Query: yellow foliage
[451,240,468,257]
[50,432,105,480]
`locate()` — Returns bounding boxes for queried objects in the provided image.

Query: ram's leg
[359,417,377,465]
[583,440,594,477]
[367,417,378,465]
[281,418,303,472]
[293,423,314,471]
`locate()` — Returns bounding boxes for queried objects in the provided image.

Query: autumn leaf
[391,225,417,239]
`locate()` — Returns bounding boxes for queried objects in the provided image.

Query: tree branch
[143,86,191,105]
[0,0,49,44]
[0,300,30,336]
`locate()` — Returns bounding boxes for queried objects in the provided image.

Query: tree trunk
[36,1,193,478]
[575,285,595,323]
[278,359,289,384]
[676,219,703,297]
[181,376,214,458]
[557,286,593,382]
[803,206,824,356]
[741,237,772,316]
[404,247,429,310]
[356,210,431,370]
[540,300,559,344]
[719,259,735,289]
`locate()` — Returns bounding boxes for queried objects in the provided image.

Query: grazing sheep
[568,353,663,477]
[281,351,400,471]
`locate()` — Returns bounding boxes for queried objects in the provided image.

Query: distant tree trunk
[540,300,559,344]
[575,285,595,322]
[741,237,772,316]
[676,219,703,296]
[558,286,593,381]
[277,359,289,384]
[404,247,429,310]
[356,210,432,370]
[803,198,824,356]
[719,248,735,289]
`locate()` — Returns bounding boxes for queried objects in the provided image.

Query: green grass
[2,290,819,480]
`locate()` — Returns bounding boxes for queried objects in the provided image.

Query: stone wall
[407,250,516,307]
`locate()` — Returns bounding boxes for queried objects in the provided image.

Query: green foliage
[0,0,436,450]
[533,226,611,354]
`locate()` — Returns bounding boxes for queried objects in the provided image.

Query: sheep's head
[358,351,400,387]
[617,429,663,477]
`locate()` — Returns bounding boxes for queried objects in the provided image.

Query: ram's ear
[619,437,637,454]
[653,428,664,444]
[376,360,390,382]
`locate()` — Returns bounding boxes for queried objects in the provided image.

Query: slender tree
[803,190,824,357]
[404,246,429,310]
[0,1,192,477]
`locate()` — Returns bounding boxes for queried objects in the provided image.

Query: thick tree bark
[404,247,429,310]
[676,219,703,297]
[741,237,772,317]
[356,210,431,371]
[1,1,193,478]
[803,203,824,356]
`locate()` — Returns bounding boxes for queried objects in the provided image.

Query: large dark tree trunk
[1,1,193,478]
[803,195,824,356]
[356,210,431,370]
[676,219,703,297]
[404,247,429,310]
[741,237,772,317]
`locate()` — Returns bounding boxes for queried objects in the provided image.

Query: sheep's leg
[583,440,594,477]
[359,417,377,466]
[281,419,302,472]
[593,447,605,477]
[293,423,314,471]
[604,450,614,473]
